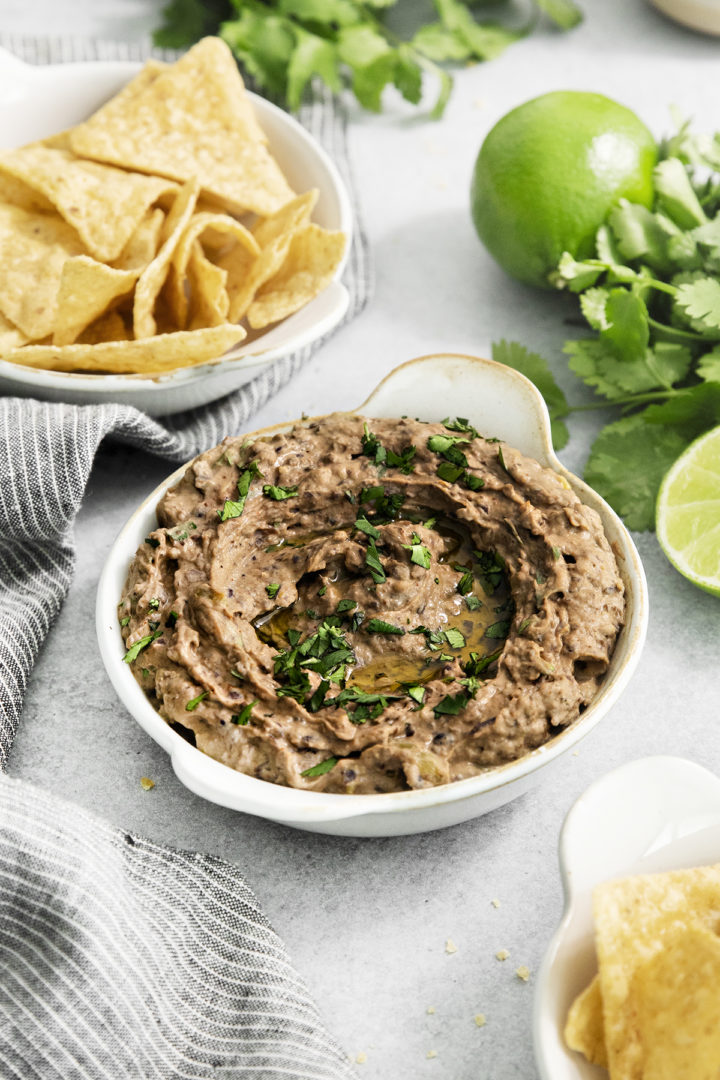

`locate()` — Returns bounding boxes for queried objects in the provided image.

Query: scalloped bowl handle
[360,353,556,466]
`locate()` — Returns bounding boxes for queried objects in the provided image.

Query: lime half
[656,425,720,596]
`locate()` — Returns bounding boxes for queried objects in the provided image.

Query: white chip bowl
[534,755,720,1080]
[96,354,649,836]
[0,47,352,415]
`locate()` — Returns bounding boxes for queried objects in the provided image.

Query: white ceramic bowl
[0,47,352,415]
[650,0,720,34]
[96,354,648,836]
[534,755,720,1079]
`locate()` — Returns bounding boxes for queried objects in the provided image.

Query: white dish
[534,754,720,1079]
[96,353,648,836]
[0,47,352,415]
[650,0,720,35]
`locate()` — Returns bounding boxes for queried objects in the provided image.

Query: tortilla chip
[187,243,229,329]
[53,256,138,346]
[220,189,317,322]
[77,309,131,345]
[0,311,30,352]
[0,203,86,339]
[247,222,346,329]
[133,179,199,340]
[564,974,608,1069]
[593,862,720,1080]
[0,146,177,262]
[631,925,720,1080]
[167,210,258,328]
[4,324,245,374]
[69,38,294,216]
[113,207,165,272]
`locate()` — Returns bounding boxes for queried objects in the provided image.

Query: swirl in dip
[119,414,625,794]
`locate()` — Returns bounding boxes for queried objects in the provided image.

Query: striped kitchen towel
[0,35,369,1080]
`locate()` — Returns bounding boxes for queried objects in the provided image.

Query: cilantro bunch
[154,0,582,117]
[496,120,720,531]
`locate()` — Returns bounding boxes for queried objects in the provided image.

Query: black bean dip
[119,414,625,794]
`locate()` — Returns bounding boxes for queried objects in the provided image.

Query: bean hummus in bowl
[119,412,625,796]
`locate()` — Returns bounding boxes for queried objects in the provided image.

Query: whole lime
[470,91,657,288]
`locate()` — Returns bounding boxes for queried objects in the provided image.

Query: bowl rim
[0,50,354,392]
[96,353,649,825]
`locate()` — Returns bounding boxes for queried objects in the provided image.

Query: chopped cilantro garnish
[455,566,473,595]
[166,610,179,628]
[230,668,242,679]
[318,585,327,597]
[301,756,338,778]
[355,516,380,540]
[344,490,355,504]
[444,627,466,649]
[443,417,479,438]
[485,620,511,639]
[386,445,417,474]
[220,460,262,521]
[365,539,386,584]
[463,647,503,676]
[552,546,562,560]
[185,690,208,711]
[334,686,396,723]
[361,423,387,469]
[145,536,160,549]
[518,617,533,635]
[497,446,509,472]
[474,550,505,595]
[274,620,355,707]
[148,598,160,610]
[465,594,482,611]
[120,615,130,627]
[359,485,405,522]
[365,618,405,635]
[263,483,299,500]
[433,691,471,717]
[166,522,197,542]
[427,433,469,456]
[406,685,426,707]
[403,535,432,569]
[336,599,357,614]
[232,701,256,725]
[266,583,280,599]
[436,461,465,483]
[123,628,162,664]
[429,434,484,491]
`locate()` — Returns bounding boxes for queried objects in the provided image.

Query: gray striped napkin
[0,36,369,1079]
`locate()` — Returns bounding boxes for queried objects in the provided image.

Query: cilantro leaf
[123,628,162,664]
[675,277,720,332]
[584,413,690,530]
[365,618,405,635]
[231,700,257,726]
[403,538,432,569]
[301,757,338,778]
[491,340,570,450]
[266,583,281,600]
[654,158,707,230]
[185,690,208,711]
[355,516,381,540]
[263,484,299,500]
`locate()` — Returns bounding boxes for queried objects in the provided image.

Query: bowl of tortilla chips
[534,755,720,1080]
[0,38,352,414]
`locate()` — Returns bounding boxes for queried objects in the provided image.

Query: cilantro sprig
[490,119,720,530]
[154,2,581,119]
